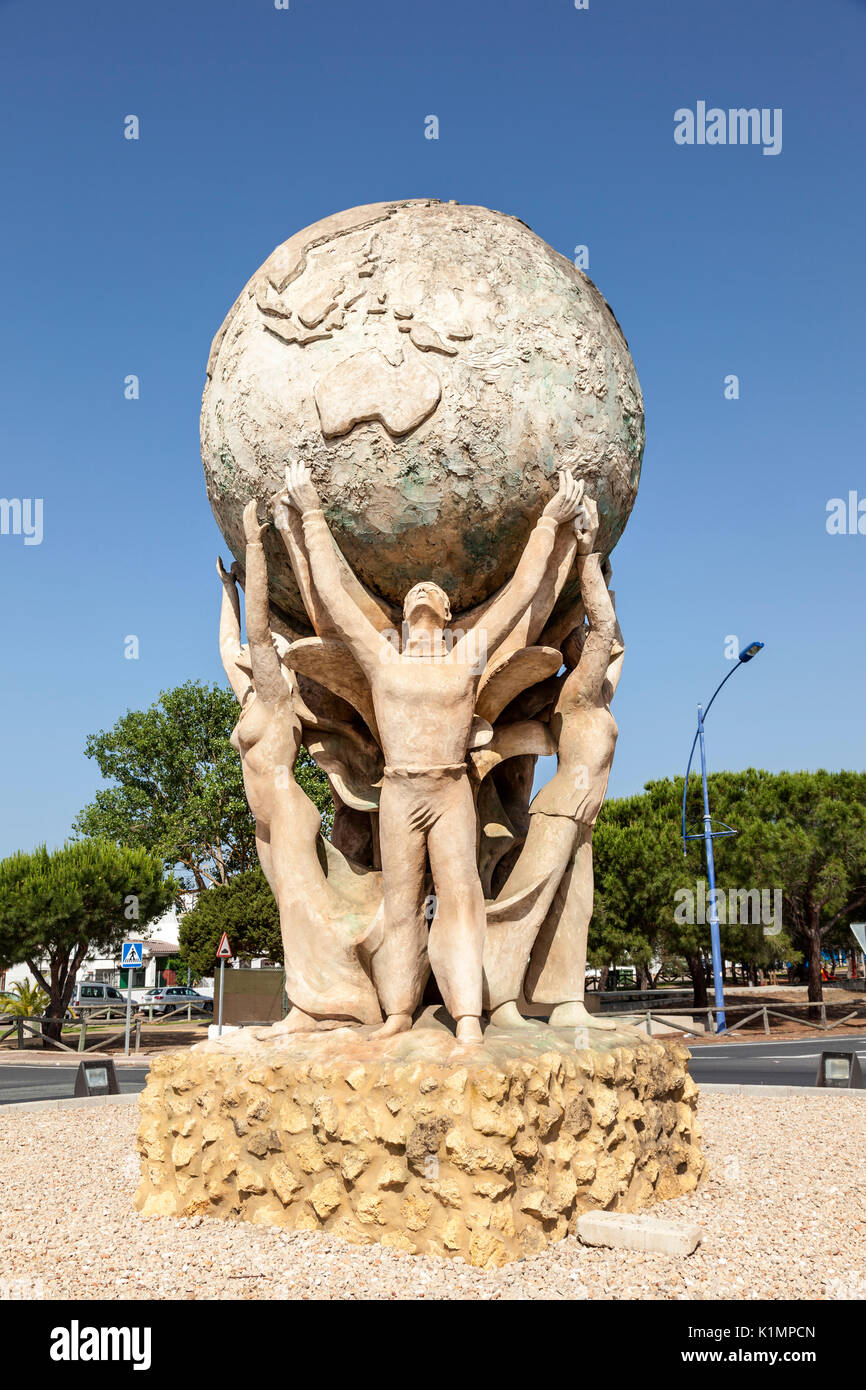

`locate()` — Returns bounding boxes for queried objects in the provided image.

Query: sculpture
[201,199,646,1038]
[215,457,624,1039]
[133,203,709,1262]
[273,462,585,1042]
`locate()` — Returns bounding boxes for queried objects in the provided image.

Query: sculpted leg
[485,815,578,1023]
[369,776,430,1034]
[427,774,486,1042]
[525,828,628,1031]
[526,824,599,1018]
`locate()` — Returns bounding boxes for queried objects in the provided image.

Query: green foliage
[162,955,196,986]
[74,680,333,892]
[0,979,48,1017]
[0,840,174,1028]
[592,769,866,1003]
[178,866,282,977]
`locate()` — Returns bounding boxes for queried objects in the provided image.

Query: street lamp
[681,641,765,1033]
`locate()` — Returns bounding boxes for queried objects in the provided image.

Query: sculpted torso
[534,696,618,824]
[371,654,477,767]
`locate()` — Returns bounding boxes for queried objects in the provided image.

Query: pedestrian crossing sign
[121,941,143,968]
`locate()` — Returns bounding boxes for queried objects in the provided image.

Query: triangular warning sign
[216,932,232,960]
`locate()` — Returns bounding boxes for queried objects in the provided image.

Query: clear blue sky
[1,0,864,856]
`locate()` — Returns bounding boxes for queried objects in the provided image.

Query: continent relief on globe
[200,199,644,631]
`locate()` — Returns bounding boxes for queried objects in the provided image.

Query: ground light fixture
[816,1050,864,1089]
[682,640,766,1033]
[73,1058,119,1097]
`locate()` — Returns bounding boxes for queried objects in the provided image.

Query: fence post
[134,1017,141,1054]
[820,1003,827,1031]
[16,1019,23,1050]
[762,1006,770,1035]
[78,1017,87,1052]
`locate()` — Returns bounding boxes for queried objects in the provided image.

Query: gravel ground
[1,1092,863,1301]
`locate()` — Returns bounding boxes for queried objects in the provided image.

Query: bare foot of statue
[488,1001,538,1031]
[455,1015,484,1043]
[548,1001,620,1031]
[372,1013,413,1038]
[255,1007,318,1039]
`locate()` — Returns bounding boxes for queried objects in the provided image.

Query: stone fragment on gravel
[577,1211,702,1256]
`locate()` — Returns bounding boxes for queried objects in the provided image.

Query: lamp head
[738,640,765,663]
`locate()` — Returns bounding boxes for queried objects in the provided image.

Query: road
[0,1063,149,1105]
[687,1033,866,1087]
[0,1034,864,1102]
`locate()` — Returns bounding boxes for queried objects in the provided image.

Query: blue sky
[1,0,864,855]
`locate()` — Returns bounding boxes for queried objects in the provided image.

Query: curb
[699,1082,866,1097]
[0,1055,155,1067]
[0,1092,141,1114]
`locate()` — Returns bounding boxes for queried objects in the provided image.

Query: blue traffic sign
[121,941,143,968]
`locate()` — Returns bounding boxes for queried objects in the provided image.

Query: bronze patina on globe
[201,199,644,629]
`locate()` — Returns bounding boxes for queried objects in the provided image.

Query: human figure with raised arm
[217,500,382,1031]
[274,461,584,1042]
[484,493,625,1031]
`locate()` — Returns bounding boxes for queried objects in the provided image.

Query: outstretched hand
[283,460,321,515]
[216,555,235,585]
[542,470,585,524]
[242,499,269,545]
[574,494,600,554]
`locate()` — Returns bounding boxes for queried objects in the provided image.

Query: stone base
[134,1022,705,1269]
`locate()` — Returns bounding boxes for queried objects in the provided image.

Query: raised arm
[460,471,584,658]
[216,557,251,704]
[241,501,286,705]
[274,462,384,673]
[561,497,618,703]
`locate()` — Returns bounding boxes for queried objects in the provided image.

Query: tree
[0,840,174,1040]
[594,769,861,1010]
[74,680,333,893]
[706,769,866,1003]
[178,867,282,977]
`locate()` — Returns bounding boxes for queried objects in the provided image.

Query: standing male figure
[274,462,584,1041]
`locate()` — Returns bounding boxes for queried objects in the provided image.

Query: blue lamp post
[681,641,765,1033]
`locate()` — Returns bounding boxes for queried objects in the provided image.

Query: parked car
[70,982,129,1013]
[144,986,213,1017]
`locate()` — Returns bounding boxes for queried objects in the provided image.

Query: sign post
[851,924,866,980]
[216,933,232,1035]
[120,941,143,1056]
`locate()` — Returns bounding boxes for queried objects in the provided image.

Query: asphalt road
[687,1033,866,1087]
[0,1064,150,1105]
[1,1034,864,1103]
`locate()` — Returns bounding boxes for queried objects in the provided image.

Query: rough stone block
[576,1210,702,1256]
[134,1025,705,1268]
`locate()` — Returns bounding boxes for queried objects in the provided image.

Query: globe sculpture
[201,199,644,626]
[135,201,706,1267]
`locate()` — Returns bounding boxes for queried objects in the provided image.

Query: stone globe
[201,199,644,628]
